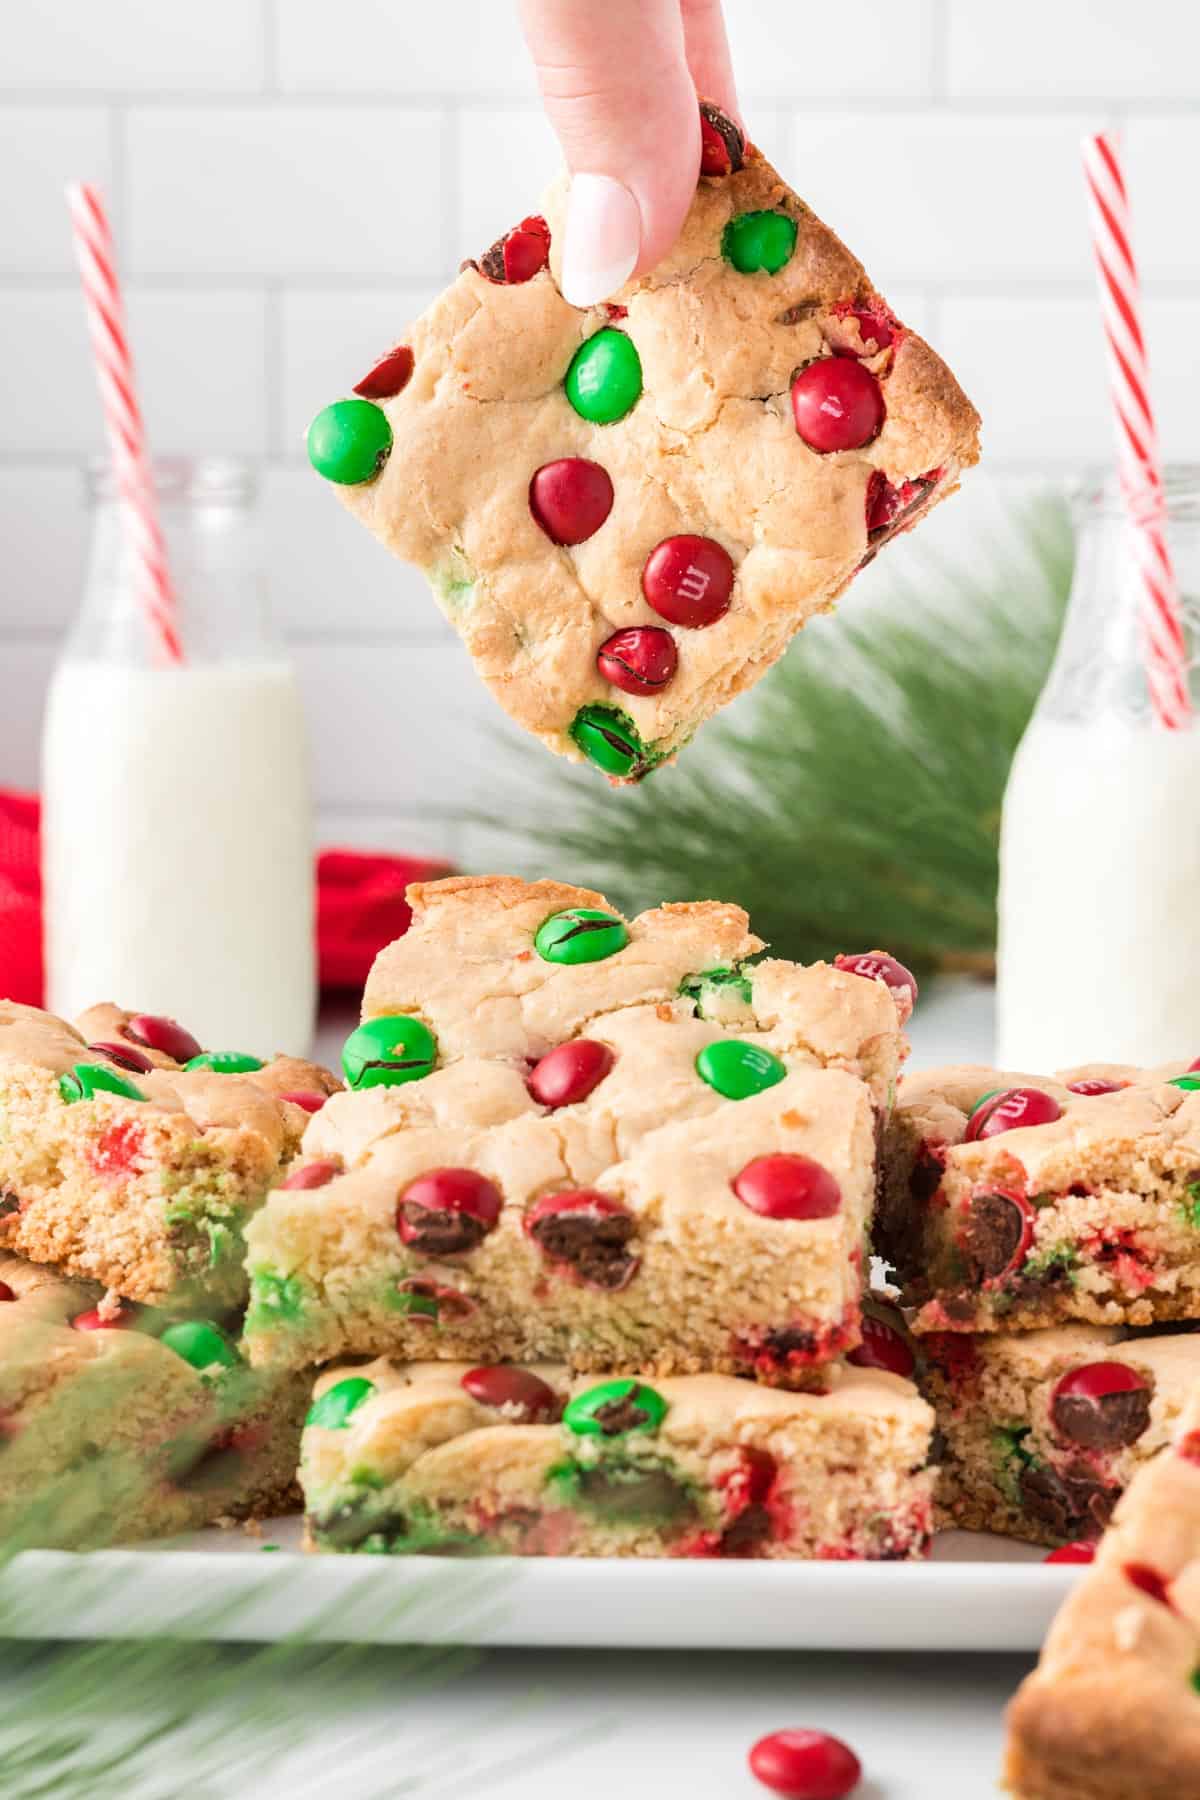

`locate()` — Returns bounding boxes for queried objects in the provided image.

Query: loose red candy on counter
[461,1365,559,1422]
[791,358,884,453]
[749,1728,862,1799]
[733,1154,842,1221]
[1045,1541,1097,1564]
[398,1168,503,1254]
[965,1086,1062,1141]
[88,1040,154,1075]
[279,1090,330,1114]
[833,951,918,1017]
[597,626,678,696]
[641,534,734,628]
[529,458,614,546]
[353,344,414,401]
[1066,1079,1128,1096]
[847,1313,915,1379]
[281,1160,340,1191]
[124,1013,202,1064]
[480,215,550,285]
[527,1039,614,1108]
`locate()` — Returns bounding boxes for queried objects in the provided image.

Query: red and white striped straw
[1081,131,1189,728]
[66,182,183,665]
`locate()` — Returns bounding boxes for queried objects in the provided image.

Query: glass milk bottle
[996,469,1200,1070]
[42,458,316,1055]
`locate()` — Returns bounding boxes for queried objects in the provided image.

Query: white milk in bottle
[42,460,315,1055]
[996,472,1200,1070]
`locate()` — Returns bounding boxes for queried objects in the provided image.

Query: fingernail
[561,173,641,308]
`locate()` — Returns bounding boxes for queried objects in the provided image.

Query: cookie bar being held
[306,104,979,781]
[0,1000,339,1309]
[299,1358,936,1561]
[920,1320,1200,1547]
[244,1062,878,1381]
[1003,1389,1200,1799]
[879,1063,1200,1335]
[0,1252,305,1550]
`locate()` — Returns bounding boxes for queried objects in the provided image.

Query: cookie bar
[306,103,979,781]
[0,1251,305,1550]
[299,1357,935,1560]
[0,1000,339,1308]
[878,1063,1200,1335]
[359,874,910,1113]
[920,1321,1200,1547]
[245,1061,877,1380]
[1003,1391,1200,1799]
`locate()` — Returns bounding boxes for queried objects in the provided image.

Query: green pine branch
[469,493,1073,975]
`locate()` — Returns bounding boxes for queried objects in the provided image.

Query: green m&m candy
[679,966,753,1021]
[534,908,629,966]
[1171,1076,1200,1093]
[569,704,644,779]
[59,1063,147,1105]
[185,1051,264,1075]
[342,1016,437,1090]
[306,1376,376,1430]
[565,328,642,424]
[307,398,393,486]
[160,1319,241,1374]
[695,1039,786,1100]
[564,1379,667,1438]
[721,210,797,275]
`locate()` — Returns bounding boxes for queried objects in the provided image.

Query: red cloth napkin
[0,790,452,1006]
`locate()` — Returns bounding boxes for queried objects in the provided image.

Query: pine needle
[468,493,1073,974]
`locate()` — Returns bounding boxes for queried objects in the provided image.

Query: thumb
[519,0,701,306]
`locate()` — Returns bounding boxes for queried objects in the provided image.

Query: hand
[518,0,739,307]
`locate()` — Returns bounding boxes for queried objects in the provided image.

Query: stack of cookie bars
[243,874,937,1560]
[879,1063,1200,1553]
[0,998,339,1547]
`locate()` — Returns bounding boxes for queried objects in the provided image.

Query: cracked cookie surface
[310,110,980,779]
[244,874,911,1376]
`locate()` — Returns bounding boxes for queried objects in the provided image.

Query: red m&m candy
[847,1313,915,1379]
[833,951,918,1019]
[529,459,614,545]
[124,1013,202,1064]
[527,1040,614,1108]
[791,358,884,453]
[965,1087,1062,1141]
[461,1365,559,1422]
[72,1302,135,1332]
[353,344,414,401]
[1045,1541,1096,1565]
[279,1090,329,1114]
[281,1160,340,1191]
[749,1728,862,1799]
[733,1155,841,1221]
[641,535,734,628]
[88,1041,154,1075]
[1066,1079,1127,1096]
[479,215,550,285]
[0,1283,15,1304]
[597,627,678,696]
[398,1168,503,1254]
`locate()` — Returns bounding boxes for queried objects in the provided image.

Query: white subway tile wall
[0,0,1196,862]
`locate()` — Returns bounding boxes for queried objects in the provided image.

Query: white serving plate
[0,1522,1076,1650]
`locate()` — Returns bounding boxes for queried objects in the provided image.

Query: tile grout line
[0,91,1198,114]
[260,0,279,95]
[929,0,950,101]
